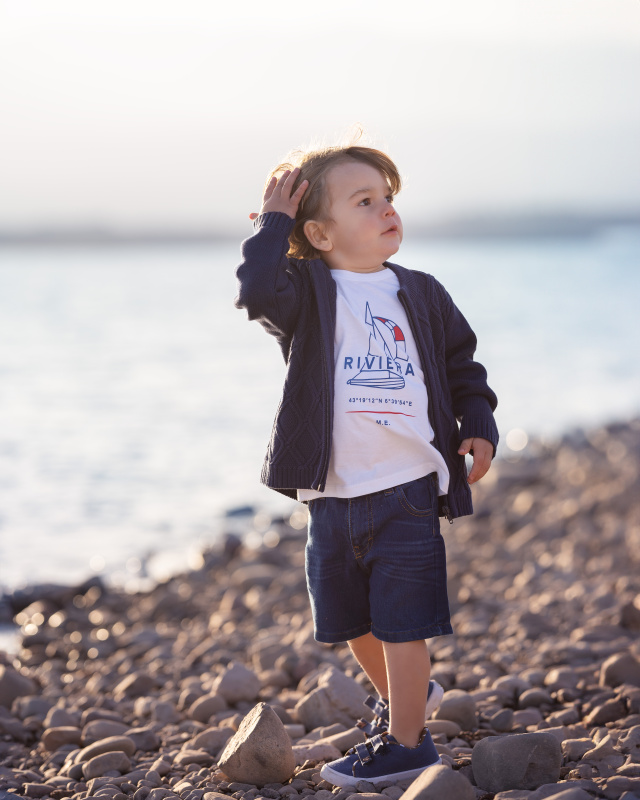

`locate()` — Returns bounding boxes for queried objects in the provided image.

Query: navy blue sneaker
[356,681,444,737]
[320,728,442,787]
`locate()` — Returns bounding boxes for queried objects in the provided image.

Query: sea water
[1,232,638,591]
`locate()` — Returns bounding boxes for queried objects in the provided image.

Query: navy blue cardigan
[235,211,498,519]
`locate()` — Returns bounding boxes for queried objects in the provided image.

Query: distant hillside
[1,212,639,245]
[411,212,640,240]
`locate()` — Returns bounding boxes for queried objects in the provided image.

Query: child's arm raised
[235,169,309,344]
[249,168,309,221]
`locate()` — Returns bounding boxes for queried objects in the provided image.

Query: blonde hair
[267,144,402,260]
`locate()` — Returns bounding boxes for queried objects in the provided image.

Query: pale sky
[1,0,639,232]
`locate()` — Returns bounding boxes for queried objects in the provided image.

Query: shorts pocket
[397,475,435,517]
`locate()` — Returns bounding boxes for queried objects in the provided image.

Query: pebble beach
[1,419,640,800]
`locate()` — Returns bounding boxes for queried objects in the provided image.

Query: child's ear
[303,220,333,252]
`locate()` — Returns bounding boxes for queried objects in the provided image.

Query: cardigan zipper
[398,289,453,524]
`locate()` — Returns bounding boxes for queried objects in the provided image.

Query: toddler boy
[235,145,498,786]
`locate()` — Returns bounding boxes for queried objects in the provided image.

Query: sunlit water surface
[1,231,638,592]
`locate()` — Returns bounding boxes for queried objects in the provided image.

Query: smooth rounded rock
[602,776,640,799]
[82,718,129,743]
[317,727,365,753]
[0,665,37,708]
[189,726,234,754]
[82,750,131,779]
[349,794,387,800]
[292,741,341,765]
[401,763,475,800]
[218,702,295,786]
[518,688,553,708]
[600,652,640,688]
[113,672,157,700]
[493,675,532,700]
[42,726,82,751]
[539,790,594,800]
[21,784,51,798]
[44,707,78,729]
[583,697,627,726]
[620,598,640,630]
[126,726,160,752]
[151,700,181,724]
[432,690,477,730]
[513,708,544,727]
[471,732,562,792]
[425,719,461,738]
[212,662,261,705]
[188,693,228,722]
[545,706,580,726]
[561,738,593,761]
[12,695,53,720]
[295,666,369,730]
[174,748,214,767]
[490,708,514,732]
[81,707,126,726]
[544,668,580,692]
[78,735,137,762]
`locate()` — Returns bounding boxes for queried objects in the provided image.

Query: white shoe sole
[425,680,444,719]
[319,757,442,788]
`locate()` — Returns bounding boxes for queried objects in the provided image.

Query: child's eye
[386,195,394,203]
[358,198,371,206]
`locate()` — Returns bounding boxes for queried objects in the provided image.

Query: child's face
[317,161,403,272]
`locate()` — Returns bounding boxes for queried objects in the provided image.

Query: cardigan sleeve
[437,282,500,453]
[234,211,303,343]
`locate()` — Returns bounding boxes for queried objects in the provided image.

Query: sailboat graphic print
[347,302,408,389]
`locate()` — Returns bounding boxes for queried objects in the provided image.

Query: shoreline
[0,418,639,799]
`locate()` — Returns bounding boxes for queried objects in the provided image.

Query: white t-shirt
[298,267,450,501]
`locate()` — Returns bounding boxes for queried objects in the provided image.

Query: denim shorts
[305,472,453,644]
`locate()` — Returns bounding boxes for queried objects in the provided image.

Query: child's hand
[249,167,309,221]
[458,437,494,484]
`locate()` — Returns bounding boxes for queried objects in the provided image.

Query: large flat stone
[472,732,562,793]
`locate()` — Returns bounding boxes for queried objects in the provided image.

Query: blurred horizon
[2,208,640,244]
[1,0,639,234]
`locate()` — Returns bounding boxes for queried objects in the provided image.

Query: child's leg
[348,631,388,699]
[383,639,431,747]
[349,633,432,747]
